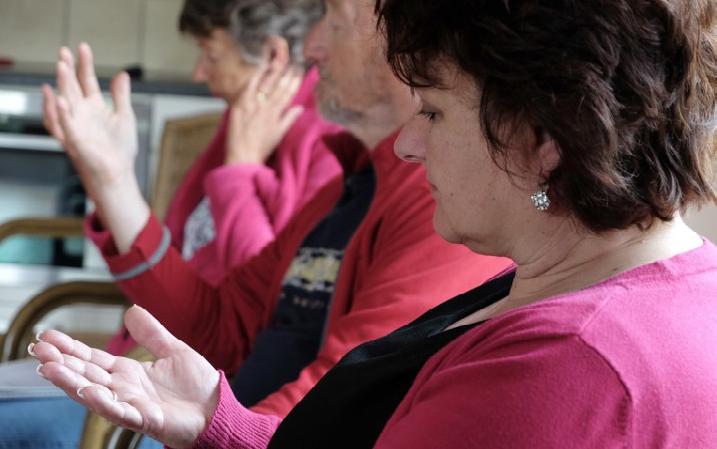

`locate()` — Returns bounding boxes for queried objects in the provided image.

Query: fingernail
[77,387,86,399]
[36,364,46,378]
[35,331,44,342]
[27,342,36,356]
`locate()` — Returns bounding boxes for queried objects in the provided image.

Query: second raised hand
[225,64,305,165]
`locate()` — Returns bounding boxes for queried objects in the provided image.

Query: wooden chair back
[151,112,223,221]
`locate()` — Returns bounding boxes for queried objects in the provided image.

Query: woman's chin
[433,214,463,244]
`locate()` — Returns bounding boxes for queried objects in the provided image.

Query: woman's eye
[417,110,437,121]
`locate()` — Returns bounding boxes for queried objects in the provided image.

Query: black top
[267,271,515,449]
[231,166,376,406]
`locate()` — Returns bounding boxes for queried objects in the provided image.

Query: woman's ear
[263,35,291,73]
[534,127,560,181]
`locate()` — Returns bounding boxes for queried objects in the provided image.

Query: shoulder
[380,323,630,449]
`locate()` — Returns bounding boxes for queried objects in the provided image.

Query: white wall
[0,0,197,76]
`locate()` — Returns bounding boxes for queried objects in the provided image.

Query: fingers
[275,67,303,103]
[42,84,66,142]
[242,62,268,104]
[85,387,144,430]
[35,329,118,371]
[264,70,302,117]
[31,332,154,436]
[30,339,64,363]
[57,47,82,104]
[61,353,114,387]
[35,356,145,432]
[124,306,183,359]
[239,63,303,114]
[77,377,162,436]
[277,105,304,137]
[37,329,92,360]
[32,341,115,391]
[53,78,80,154]
[110,71,132,115]
[73,381,144,431]
[38,361,94,396]
[77,43,101,97]
[255,64,284,101]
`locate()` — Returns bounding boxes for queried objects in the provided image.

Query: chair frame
[0,281,126,362]
[0,216,84,243]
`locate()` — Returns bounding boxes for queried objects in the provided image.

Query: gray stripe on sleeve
[112,227,172,281]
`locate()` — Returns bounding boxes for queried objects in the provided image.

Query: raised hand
[43,43,138,195]
[225,64,305,165]
[30,306,220,449]
[43,43,149,253]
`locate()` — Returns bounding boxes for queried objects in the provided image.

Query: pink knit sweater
[194,239,717,449]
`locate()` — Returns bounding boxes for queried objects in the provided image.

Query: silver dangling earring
[530,186,550,212]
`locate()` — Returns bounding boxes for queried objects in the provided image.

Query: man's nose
[303,15,328,64]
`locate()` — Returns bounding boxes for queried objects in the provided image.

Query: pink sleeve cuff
[192,372,281,449]
[85,212,167,277]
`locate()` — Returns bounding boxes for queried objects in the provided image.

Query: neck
[449,215,703,330]
[505,215,702,307]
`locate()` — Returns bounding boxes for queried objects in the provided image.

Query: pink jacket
[90,69,342,355]
[193,240,717,449]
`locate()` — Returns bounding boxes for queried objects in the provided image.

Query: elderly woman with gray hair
[0,0,338,448]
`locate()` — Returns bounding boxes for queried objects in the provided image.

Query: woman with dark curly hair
[31,0,717,448]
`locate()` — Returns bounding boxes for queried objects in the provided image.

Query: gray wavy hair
[179,0,323,65]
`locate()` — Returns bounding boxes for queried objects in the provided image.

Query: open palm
[43,44,138,196]
[30,307,219,449]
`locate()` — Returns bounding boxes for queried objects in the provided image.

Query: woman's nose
[394,118,427,163]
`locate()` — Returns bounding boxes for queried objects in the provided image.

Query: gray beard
[314,72,364,126]
[317,94,364,126]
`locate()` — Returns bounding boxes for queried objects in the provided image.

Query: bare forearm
[92,174,151,254]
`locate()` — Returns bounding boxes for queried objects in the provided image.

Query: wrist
[179,370,221,449]
[201,371,221,435]
[225,148,267,165]
[90,168,137,198]
[93,175,151,254]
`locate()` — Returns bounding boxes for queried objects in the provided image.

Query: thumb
[124,306,181,359]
